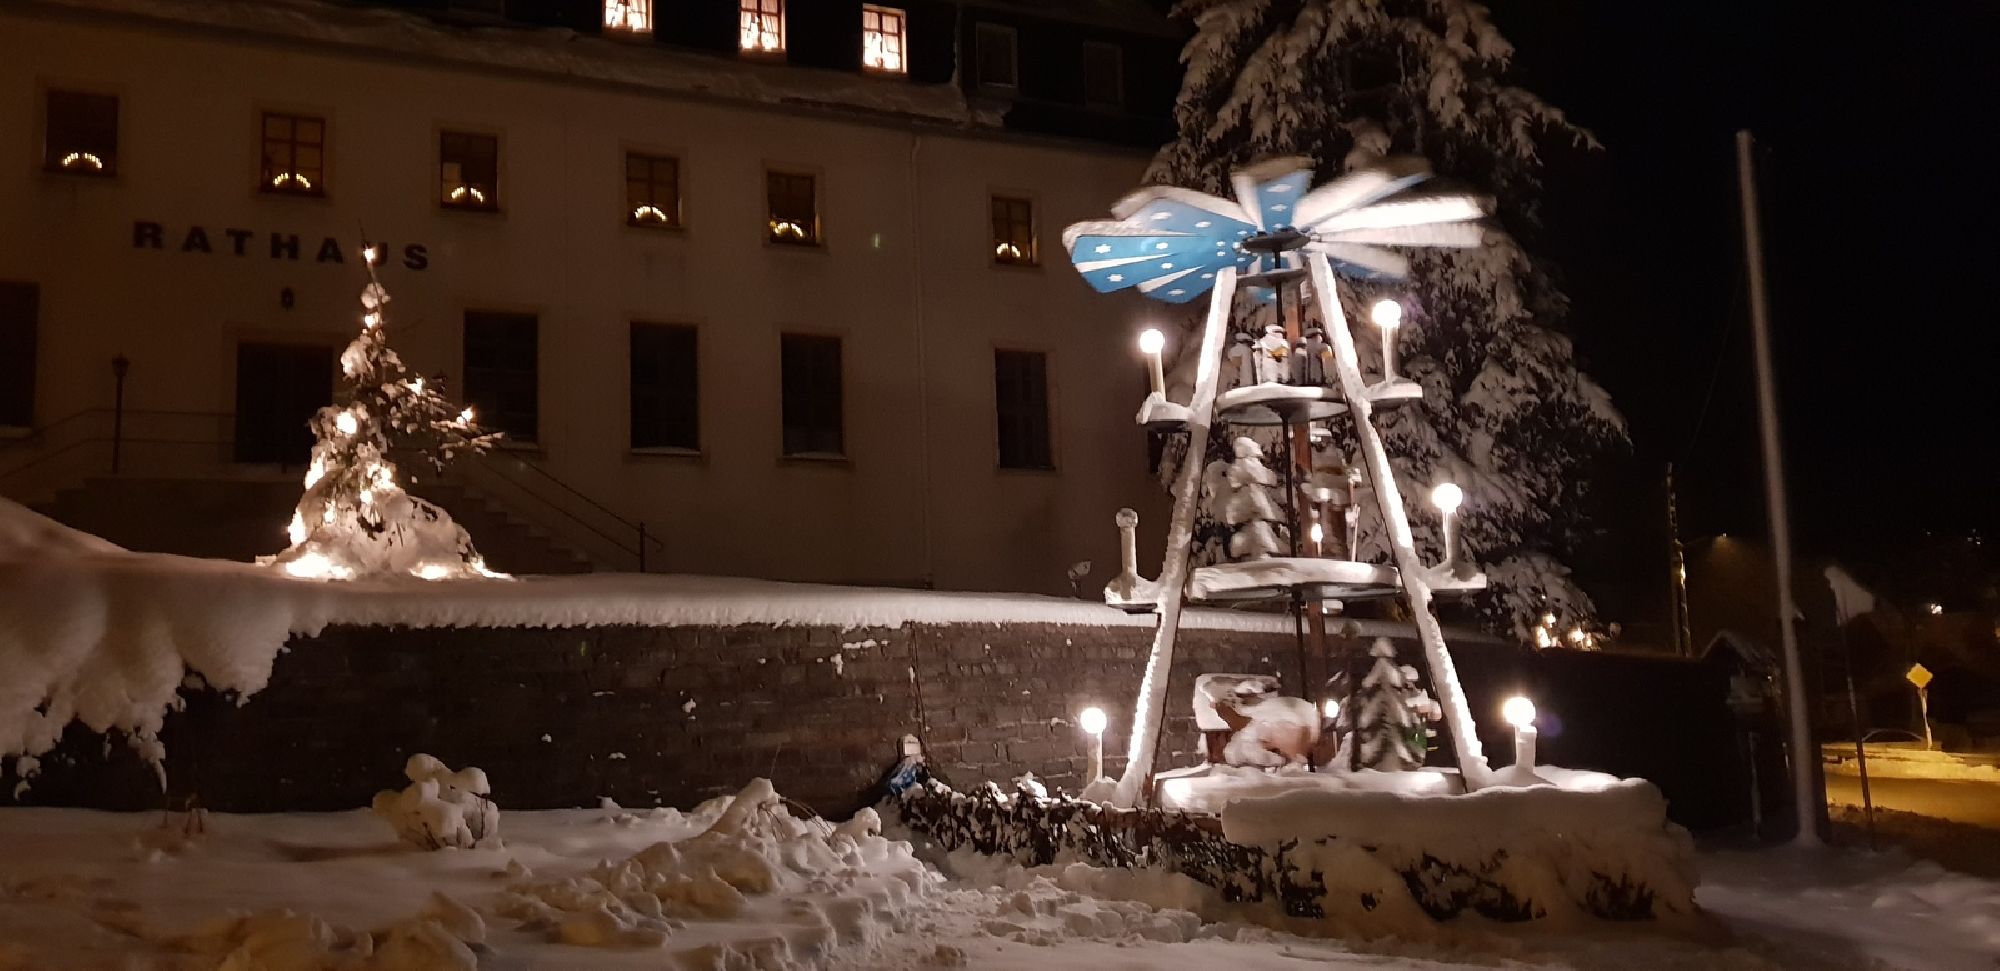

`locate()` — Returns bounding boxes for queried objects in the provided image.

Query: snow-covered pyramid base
[888,767,1696,936]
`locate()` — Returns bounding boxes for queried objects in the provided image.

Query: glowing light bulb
[335,412,358,436]
[1502,696,1536,730]
[1310,522,1324,545]
[1371,299,1403,329]
[1079,707,1108,736]
[362,245,379,264]
[458,407,475,424]
[1431,482,1464,513]
[363,312,381,329]
[415,563,451,581]
[1322,698,1339,720]
[1138,329,1165,355]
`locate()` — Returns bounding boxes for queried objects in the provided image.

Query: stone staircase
[34,476,596,574]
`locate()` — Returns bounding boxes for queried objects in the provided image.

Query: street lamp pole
[1737,129,1822,847]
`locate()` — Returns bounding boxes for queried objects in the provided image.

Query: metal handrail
[476,450,664,551]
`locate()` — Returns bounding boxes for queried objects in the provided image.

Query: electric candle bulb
[1431,482,1463,513]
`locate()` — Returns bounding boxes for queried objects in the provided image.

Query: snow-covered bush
[371,754,500,851]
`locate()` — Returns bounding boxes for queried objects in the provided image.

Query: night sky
[1483,1,2000,622]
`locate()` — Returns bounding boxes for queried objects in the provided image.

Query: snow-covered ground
[2,780,1995,970]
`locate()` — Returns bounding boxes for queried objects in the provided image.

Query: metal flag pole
[1736,129,1822,847]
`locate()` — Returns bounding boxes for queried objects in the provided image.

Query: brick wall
[8,621,1752,828]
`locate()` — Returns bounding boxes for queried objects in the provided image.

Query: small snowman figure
[1254,325,1292,385]
[1224,437,1286,559]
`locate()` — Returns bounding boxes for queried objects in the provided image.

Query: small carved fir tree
[1338,638,1442,771]
[264,245,502,580]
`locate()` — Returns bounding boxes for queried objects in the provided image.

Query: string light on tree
[262,242,506,581]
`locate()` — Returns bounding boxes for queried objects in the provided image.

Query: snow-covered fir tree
[1152,0,1624,637]
[264,246,502,580]
[1336,638,1442,770]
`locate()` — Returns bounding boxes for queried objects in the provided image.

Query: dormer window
[739,0,785,55]
[975,23,1018,89]
[603,0,650,35]
[861,5,907,75]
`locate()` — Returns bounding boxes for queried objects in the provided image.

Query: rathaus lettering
[132,221,430,271]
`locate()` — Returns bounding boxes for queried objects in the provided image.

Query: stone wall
[9,621,1753,829]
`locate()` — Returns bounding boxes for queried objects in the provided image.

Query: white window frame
[975,23,1018,89]
[603,0,651,35]
[1082,41,1124,108]
[861,4,908,75]
[740,0,786,55]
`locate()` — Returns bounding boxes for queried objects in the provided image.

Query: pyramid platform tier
[1133,391,1192,430]
[1214,383,1348,426]
[1365,378,1424,407]
[1189,557,1401,603]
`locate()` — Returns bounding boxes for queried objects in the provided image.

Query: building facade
[0,0,1183,593]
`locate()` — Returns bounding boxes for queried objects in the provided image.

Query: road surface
[1827,772,2000,828]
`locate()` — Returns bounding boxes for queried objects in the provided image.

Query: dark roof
[1703,630,1778,670]
[961,0,1179,37]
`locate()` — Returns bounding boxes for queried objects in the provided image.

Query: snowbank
[1,497,1435,771]
[499,778,931,961]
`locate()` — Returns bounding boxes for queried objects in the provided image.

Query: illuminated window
[975,23,1017,88]
[739,0,785,54]
[603,0,649,33]
[439,131,499,211]
[1083,41,1123,107]
[44,90,117,176]
[766,170,819,246]
[995,350,1052,470]
[780,334,843,457]
[991,195,1036,266]
[631,322,698,451]
[260,112,325,195]
[861,5,907,74]
[626,152,681,228]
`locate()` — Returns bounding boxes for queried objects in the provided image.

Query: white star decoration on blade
[1061,156,1491,304]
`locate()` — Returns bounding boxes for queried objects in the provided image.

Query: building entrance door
[233,342,333,466]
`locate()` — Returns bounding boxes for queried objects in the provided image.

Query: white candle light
[1431,482,1463,573]
[1079,706,1109,781]
[1138,328,1166,396]
[1370,299,1403,380]
[1502,695,1537,769]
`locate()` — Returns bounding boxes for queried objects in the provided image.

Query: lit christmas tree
[264,246,502,580]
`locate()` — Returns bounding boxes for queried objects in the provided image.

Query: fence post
[110,354,130,474]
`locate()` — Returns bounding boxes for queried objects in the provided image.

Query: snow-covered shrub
[371,754,499,850]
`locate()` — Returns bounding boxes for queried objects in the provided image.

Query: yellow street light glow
[1079,706,1108,736]
[1502,695,1536,730]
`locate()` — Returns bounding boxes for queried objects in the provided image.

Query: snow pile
[371,755,500,851]
[170,893,485,970]
[499,779,931,960]
[1222,776,1697,930]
